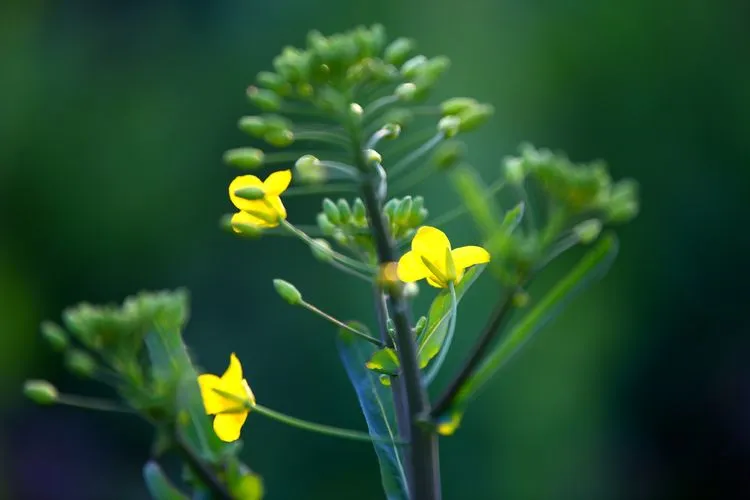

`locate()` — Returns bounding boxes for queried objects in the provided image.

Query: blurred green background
[2,1,749,499]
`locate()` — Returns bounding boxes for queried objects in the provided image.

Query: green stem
[389,132,444,177]
[173,430,233,500]
[300,300,384,347]
[294,130,351,149]
[284,184,358,197]
[280,220,375,274]
[57,395,134,413]
[364,95,399,121]
[252,403,406,445]
[428,179,507,227]
[423,283,458,386]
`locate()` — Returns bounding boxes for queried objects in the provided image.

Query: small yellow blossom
[228,170,292,230]
[197,353,256,442]
[397,226,490,288]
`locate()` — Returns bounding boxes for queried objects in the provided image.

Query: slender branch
[431,289,516,418]
[300,300,385,346]
[173,431,233,500]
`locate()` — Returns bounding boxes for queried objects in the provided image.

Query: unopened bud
[332,230,349,246]
[421,56,450,81]
[238,116,267,137]
[234,186,266,201]
[438,116,461,138]
[384,37,415,66]
[382,123,401,139]
[396,196,413,225]
[310,238,334,262]
[364,149,382,164]
[512,290,530,308]
[337,199,352,224]
[41,321,68,351]
[349,102,363,117]
[441,97,478,116]
[66,349,97,378]
[256,71,287,92]
[223,148,265,170]
[23,380,58,405]
[247,86,282,111]
[458,103,494,132]
[401,55,427,79]
[504,157,526,185]
[264,129,294,148]
[322,198,341,225]
[573,219,603,244]
[295,155,326,183]
[395,82,417,101]
[383,198,398,219]
[352,198,367,225]
[317,213,336,236]
[273,279,302,305]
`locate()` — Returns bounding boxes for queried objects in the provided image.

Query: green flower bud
[384,37,415,66]
[382,123,401,139]
[316,213,336,236]
[332,229,349,247]
[383,198,399,220]
[395,82,417,101]
[349,102,364,118]
[573,219,603,244]
[23,380,58,405]
[421,56,450,81]
[41,321,68,351]
[247,86,282,111]
[337,199,352,224]
[273,279,302,305]
[432,140,466,170]
[352,198,367,225]
[504,157,526,185]
[379,374,392,386]
[322,198,341,225]
[438,116,461,138]
[401,55,427,79]
[296,82,314,98]
[458,103,494,132]
[606,179,639,223]
[364,149,382,164]
[264,114,293,133]
[256,71,288,93]
[223,148,265,170]
[396,196,413,225]
[295,154,326,184]
[409,196,426,226]
[66,349,97,378]
[238,116,267,137]
[310,238,334,262]
[413,316,427,337]
[264,129,295,148]
[441,97,478,116]
[234,186,266,201]
[512,290,530,308]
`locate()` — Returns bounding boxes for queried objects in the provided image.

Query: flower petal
[221,353,243,383]
[397,251,428,282]
[197,374,224,415]
[263,170,292,196]
[426,275,446,288]
[411,226,451,279]
[231,211,266,232]
[229,175,264,212]
[451,246,491,273]
[212,411,248,442]
[264,195,287,221]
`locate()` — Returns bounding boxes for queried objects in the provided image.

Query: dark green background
[2,1,748,499]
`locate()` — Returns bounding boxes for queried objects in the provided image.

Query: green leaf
[366,348,400,376]
[440,234,619,432]
[143,461,189,500]
[417,264,486,368]
[451,165,503,237]
[337,323,408,500]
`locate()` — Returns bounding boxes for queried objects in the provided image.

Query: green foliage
[143,461,189,500]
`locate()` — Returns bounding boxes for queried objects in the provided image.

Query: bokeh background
[2,1,749,499]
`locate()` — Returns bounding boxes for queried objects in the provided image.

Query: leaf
[441,234,619,431]
[143,461,189,500]
[336,323,408,500]
[366,347,400,376]
[417,264,486,368]
[451,165,504,237]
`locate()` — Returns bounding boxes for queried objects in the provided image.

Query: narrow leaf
[366,347,400,376]
[451,165,503,237]
[143,461,189,500]
[337,323,408,500]
[443,234,619,429]
[417,264,486,368]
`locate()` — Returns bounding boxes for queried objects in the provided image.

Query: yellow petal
[240,202,281,228]
[263,170,292,196]
[411,226,451,279]
[197,374,224,415]
[451,246,491,273]
[212,411,248,442]
[229,175,264,212]
[426,275,446,288]
[397,251,428,282]
[231,211,265,233]
[221,353,243,383]
[264,195,287,221]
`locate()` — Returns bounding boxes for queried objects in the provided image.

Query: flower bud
[337,199,352,224]
[296,82,314,98]
[223,148,265,170]
[395,82,417,101]
[432,140,466,170]
[396,196,413,225]
[41,321,68,351]
[438,116,461,138]
[421,56,450,81]
[24,380,58,405]
[234,186,266,201]
[317,213,336,236]
[273,279,302,305]
[384,37,415,66]
[264,129,294,148]
[247,86,282,111]
[352,198,367,225]
[322,198,341,225]
[441,97,477,116]
[379,374,392,387]
[382,123,401,139]
[606,179,639,223]
[332,229,349,246]
[409,196,427,226]
[294,154,326,183]
[383,198,398,220]
[458,103,494,132]
[364,149,382,164]
[402,281,419,299]
[512,290,530,308]
[310,238,334,262]
[349,102,364,118]
[256,71,288,93]
[238,116,267,137]
[573,219,603,244]
[66,349,97,378]
[401,55,427,79]
[504,157,526,185]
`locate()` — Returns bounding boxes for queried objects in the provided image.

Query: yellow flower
[397,226,490,288]
[197,353,256,442]
[228,170,292,229]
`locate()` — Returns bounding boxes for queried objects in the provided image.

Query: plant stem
[431,289,516,418]
[300,300,385,346]
[349,124,441,500]
[173,431,233,499]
